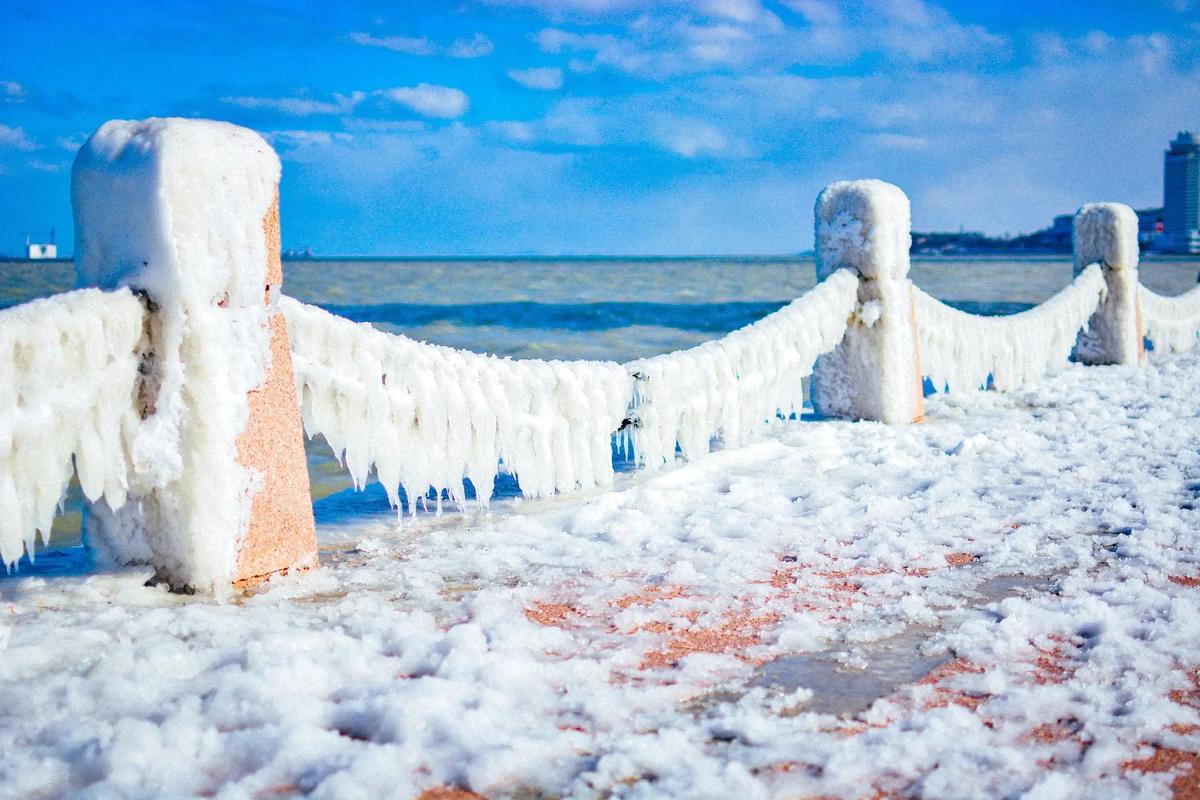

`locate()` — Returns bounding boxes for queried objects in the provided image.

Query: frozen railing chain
[0,288,146,568]
[1140,284,1200,353]
[914,264,1107,394]
[623,269,858,469]
[281,297,632,509]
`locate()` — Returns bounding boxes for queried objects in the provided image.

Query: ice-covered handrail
[1139,284,1200,353]
[914,265,1106,393]
[623,269,858,468]
[0,288,145,568]
[281,297,632,509]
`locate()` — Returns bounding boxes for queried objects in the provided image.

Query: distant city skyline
[1163,130,1200,253]
[2,0,1199,256]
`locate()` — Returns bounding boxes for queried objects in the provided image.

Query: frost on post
[1072,203,1143,366]
[72,118,316,594]
[810,180,924,424]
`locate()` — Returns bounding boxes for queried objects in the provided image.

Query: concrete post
[810,180,924,424]
[1072,203,1144,366]
[72,118,317,594]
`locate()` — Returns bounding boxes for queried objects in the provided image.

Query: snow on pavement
[3,351,1200,799]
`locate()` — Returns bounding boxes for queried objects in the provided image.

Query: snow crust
[624,269,857,468]
[915,265,1106,393]
[281,297,632,506]
[72,117,281,593]
[0,289,144,568]
[4,348,1199,799]
[1140,284,1200,354]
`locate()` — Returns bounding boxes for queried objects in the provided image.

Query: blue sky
[1,0,1198,256]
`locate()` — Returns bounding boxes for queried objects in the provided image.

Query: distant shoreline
[2,253,1198,264]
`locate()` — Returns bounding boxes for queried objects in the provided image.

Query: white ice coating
[71,118,281,593]
[914,264,1107,394]
[1139,284,1200,353]
[1072,203,1142,366]
[281,297,632,507]
[812,179,911,282]
[810,180,921,424]
[625,269,857,468]
[0,289,145,569]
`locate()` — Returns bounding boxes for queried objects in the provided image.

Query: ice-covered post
[72,118,318,594]
[1072,203,1144,366]
[810,180,924,424]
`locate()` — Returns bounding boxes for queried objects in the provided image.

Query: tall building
[1163,131,1200,254]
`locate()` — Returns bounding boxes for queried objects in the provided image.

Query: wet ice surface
[749,572,1064,718]
[754,625,949,717]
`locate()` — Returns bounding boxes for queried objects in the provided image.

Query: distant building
[1162,131,1200,254]
[24,230,57,260]
[1135,207,1164,251]
[1040,214,1074,251]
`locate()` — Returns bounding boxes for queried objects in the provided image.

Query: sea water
[3,256,1198,570]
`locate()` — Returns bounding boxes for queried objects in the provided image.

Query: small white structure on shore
[25,231,57,259]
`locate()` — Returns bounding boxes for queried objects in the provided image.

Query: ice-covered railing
[282,270,858,494]
[624,270,857,468]
[1140,284,1200,353]
[282,297,631,508]
[0,289,145,567]
[913,267,1106,393]
[4,117,1197,595]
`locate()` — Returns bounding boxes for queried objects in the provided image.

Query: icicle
[0,288,145,569]
[623,269,858,469]
[281,297,632,509]
[1140,284,1200,354]
[913,264,1106,395]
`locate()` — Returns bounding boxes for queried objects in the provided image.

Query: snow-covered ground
[3,349,1200,799]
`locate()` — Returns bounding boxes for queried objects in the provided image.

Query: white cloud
[221,92,364,116]
[380,84,470,118]
[345,32,436,55]
[781,0,842,25]
[265,130,354,149]
[346,31,494,58]
[0,124,35,150]
[487,120,537,143]
[1,80,25,103]
[26,159,65,172]
[870,132,930,151]
[56,134,86,152]
[653,117,730,157]
[447,33,496,58]
[507,66,565,90]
